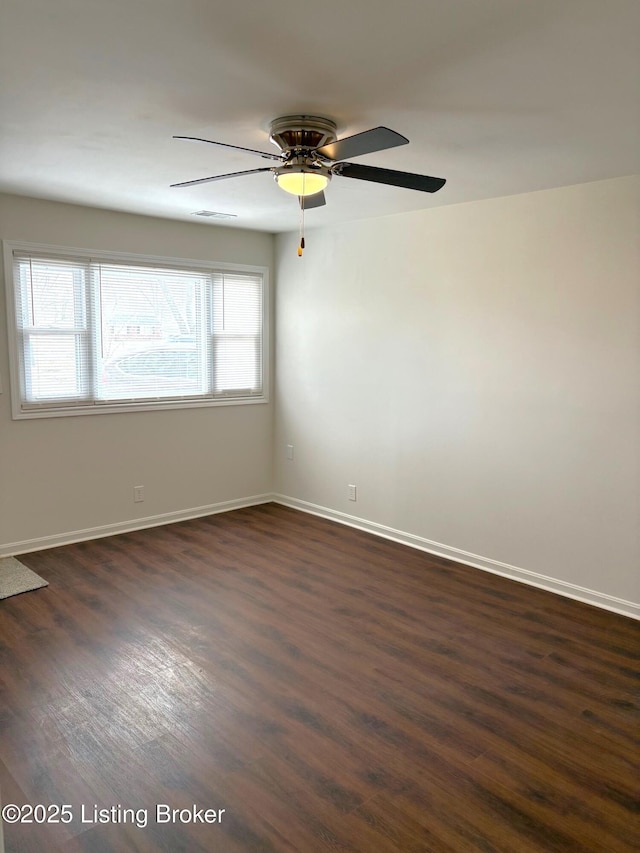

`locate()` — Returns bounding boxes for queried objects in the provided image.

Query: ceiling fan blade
[299,191,326,210]
[335,162,446,193]
[170,168,273,188]
[315,127,409,162]
[173,136,282,162]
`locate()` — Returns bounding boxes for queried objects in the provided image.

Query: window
[4,243,268,418]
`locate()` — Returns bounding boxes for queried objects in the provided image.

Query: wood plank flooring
[0,503,638,852]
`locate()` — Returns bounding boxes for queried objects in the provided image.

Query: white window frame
[3,241,269,419]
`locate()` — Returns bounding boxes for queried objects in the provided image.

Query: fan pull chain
[298,187,305,257]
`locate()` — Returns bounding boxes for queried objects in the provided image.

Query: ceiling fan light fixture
[275,169,329,197]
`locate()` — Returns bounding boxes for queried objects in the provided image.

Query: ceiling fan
[171,115,446,209]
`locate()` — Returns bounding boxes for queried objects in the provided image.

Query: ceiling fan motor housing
[269,115,338,156]
[270,116,337,196]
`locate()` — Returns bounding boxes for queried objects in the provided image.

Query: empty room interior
[0,1,639,851]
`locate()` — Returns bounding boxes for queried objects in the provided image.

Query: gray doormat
[0,557,48,600]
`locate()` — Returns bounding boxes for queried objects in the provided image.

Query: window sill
[13,394,269,420]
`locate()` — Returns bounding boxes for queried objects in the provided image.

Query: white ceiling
[1,0,638,233]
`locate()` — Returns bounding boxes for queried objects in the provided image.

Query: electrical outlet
[286,444,294,461]
[134,485,144,503]
[348,484,357,501]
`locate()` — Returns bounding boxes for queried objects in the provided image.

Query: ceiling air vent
[191,210,237,220]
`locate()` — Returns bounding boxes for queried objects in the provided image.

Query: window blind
[10,249,265,415]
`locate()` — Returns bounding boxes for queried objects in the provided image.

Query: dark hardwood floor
[0,503,638,852]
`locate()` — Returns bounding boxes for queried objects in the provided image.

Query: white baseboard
[273,494,640,621]
[0,494,273,558]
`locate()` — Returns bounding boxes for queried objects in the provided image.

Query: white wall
[0,194,274,551]
[274,176,640,612]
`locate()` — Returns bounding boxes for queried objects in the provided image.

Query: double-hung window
[4,243,268,418]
